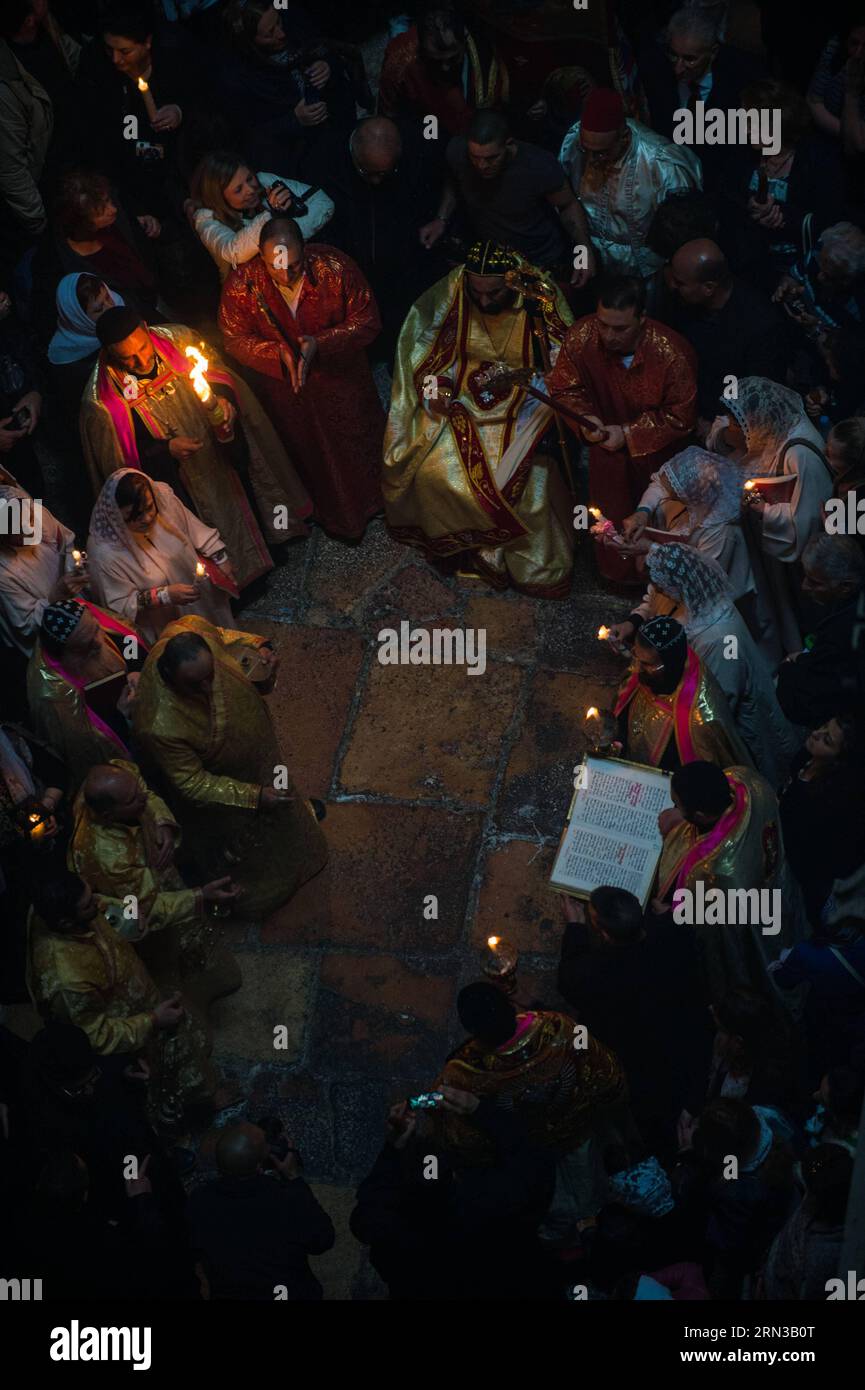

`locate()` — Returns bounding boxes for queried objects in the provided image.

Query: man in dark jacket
[665,239,792,422]
[186,1121,335,1300]
[776,535,865,727]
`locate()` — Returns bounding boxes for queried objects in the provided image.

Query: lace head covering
[647,542,733,633]
[606,1155,675,1217]
[722,376,807,467]
[41,600,84,645]
[660,446,745,528]
[89,467,154,549]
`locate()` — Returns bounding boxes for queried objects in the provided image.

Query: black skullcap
[671,761,733,817]
[639,615,686,654]
[95,304,144,349]
[464,240,518,276]
[41,600,84,644]
[457,981,518,1047]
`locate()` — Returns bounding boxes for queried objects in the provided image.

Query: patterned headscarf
[660,446,745,528]
[640,614,686,653]
[41,600,84,645]
[89,467,155,549]
[721,377,808,467]
[464,240,519,275]
[607,1156,675,1217]
[646,542,733,632]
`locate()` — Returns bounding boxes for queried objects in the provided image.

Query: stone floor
[204,511,632,1297]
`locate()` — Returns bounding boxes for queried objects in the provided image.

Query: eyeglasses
[61,1065,101,1098]
[630,656,665,674]
[665,48,707,67]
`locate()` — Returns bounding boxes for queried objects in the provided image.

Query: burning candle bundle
[482,935,519,994]
[588,508,624,546]
[137,76,158,123]
[185,346,234,442]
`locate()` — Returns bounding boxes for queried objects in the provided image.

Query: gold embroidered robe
[615,646,753,771]
[132,616,327,919]
[383,264,575,597]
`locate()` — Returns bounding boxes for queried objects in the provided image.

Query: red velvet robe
[546,315,697,581]
[218,246,384,539]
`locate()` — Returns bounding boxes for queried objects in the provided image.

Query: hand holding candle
[137,75,158,124]
[185,345,235,443]
[482,935,519,995]
[583,706,619,756]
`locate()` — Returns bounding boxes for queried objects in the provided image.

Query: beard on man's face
[466,286,517,316]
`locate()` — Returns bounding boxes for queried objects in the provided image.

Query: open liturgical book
[550,756,673,909]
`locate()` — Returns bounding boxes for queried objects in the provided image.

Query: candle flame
[589,506,601,519]
[185,345,211,404]
[29,812,40,825]
[72,549,82,562]
[744,479,756,491]
[137,76,149,93]
[487,935,500,949]
[195,561,205,578]
[586,706,599,720]
[597,626,609,640]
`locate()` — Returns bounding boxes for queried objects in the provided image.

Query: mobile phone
[408,1092,444,1110]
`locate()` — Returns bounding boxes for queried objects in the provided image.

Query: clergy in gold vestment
[132,616,327,919]
[655,761,806,1007]
[80,310,312,591]
[69,759,241,1006]
[614,616,751,773]
[27,871,219,1130]
[383,241,575,597]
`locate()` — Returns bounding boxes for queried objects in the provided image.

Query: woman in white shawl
[621,445,780,660]
[187,151,334,281]
[606,542,799,786]
[87,468,235,643]
[0,484,83,655]
[705,377,834,654]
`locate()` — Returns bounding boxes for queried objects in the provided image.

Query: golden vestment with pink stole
[26,600,147,791]
[614,645,752,771]
[132,616,327,919]
[657,765,804,1004]
[80,324,312,588]
[68,757,240,1009]
[27,903,216,1128]
[383,263,575,597]
[432,1009,627,1166]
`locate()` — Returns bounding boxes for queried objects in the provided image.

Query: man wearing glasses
[638,7,766,190]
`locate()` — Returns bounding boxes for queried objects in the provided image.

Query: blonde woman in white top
[187,150,334,281]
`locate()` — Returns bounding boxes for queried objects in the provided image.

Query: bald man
[304,115,443,363]
[69,758,241,1001]
[219,214,384,538]
[666,238,791,422]
[186,1121,335,1300]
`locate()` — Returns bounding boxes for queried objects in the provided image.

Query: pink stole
[95,331,240,467]
[614,647,702,766]
[660,773,749,899]
[43,604,148,754]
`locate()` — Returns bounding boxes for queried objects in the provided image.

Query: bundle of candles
[482,935,519,996]
[185,346,235,443]
[588,507,625,545]
[584,705,619,755]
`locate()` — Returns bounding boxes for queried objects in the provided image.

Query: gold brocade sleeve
[143,732,261,812]
[79,394,126,498]
[52,984,154,1054]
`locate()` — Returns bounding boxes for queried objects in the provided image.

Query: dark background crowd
[0,0,864,1305]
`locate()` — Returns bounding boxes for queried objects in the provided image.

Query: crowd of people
[0,0,864,1304]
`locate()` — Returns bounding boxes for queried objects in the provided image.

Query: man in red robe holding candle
[545,274,697,582]
[218,216,384,540]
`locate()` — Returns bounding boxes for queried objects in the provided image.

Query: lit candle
[137,75,158,124]
[482,935,519,994]
[597,626,609,641]
[744,479,756,491]
[185,345,234,443]
[585,706,599,720]
[589,506,602,520]
[195,560,206,579]
[29,811,46,842]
